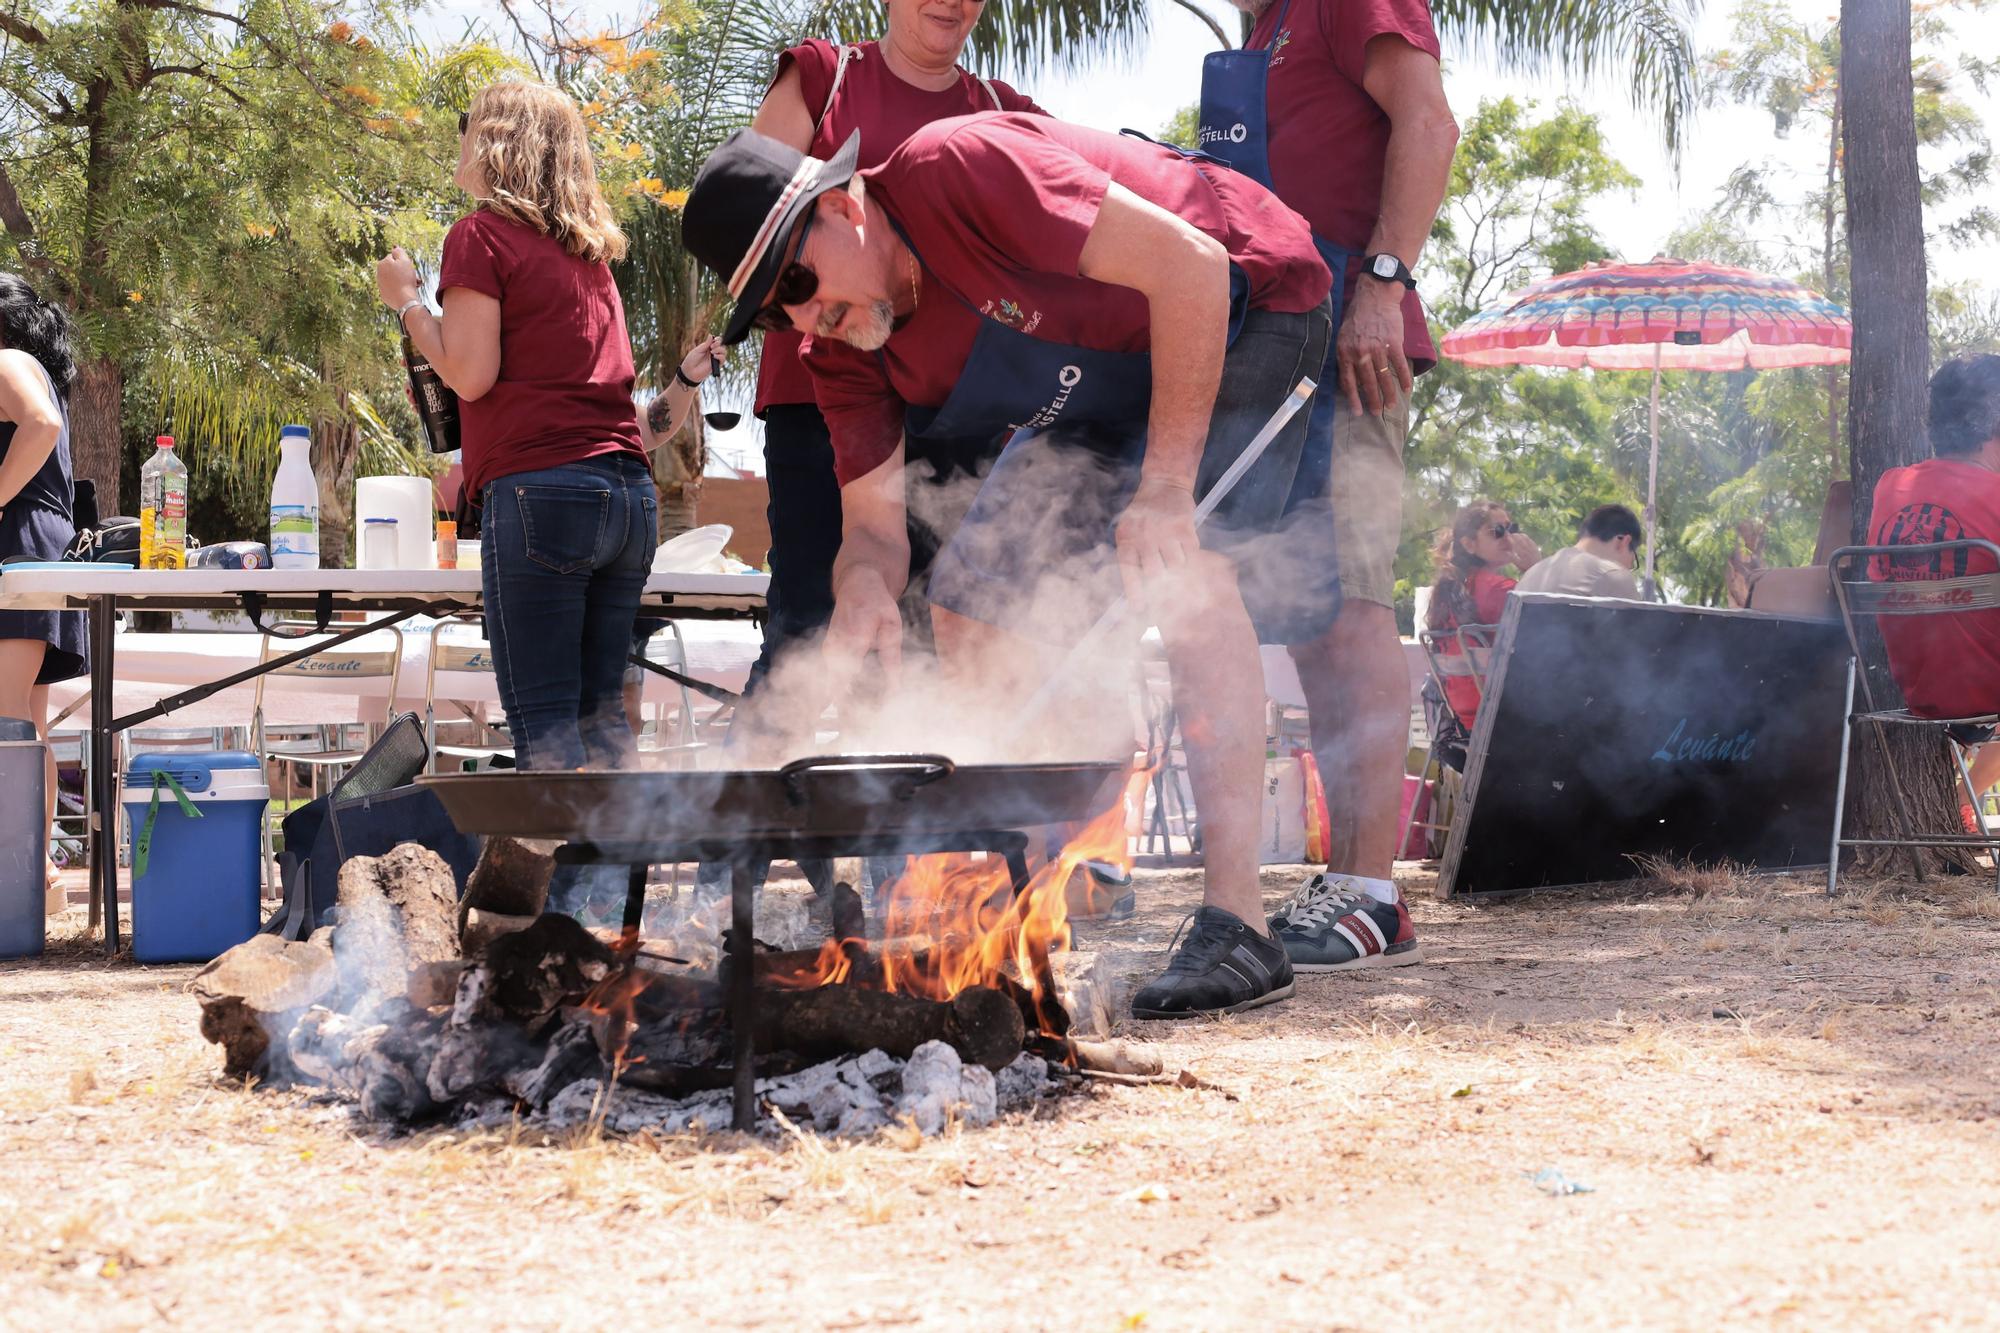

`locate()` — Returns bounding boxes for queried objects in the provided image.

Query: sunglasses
[457,111,469,135]
[750,211,819,332]
[1488,521,1520,540]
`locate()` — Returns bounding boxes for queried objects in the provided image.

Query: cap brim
[720,131,862,345]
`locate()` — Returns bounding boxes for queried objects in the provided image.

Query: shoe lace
[1276,875,1368,931]
[1162,911,1234,972]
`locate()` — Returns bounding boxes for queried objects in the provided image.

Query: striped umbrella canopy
[1440,256,1852,592]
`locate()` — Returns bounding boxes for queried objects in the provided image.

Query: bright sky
[423,0,2000,472]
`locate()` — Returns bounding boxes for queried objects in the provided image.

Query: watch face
[1372,254,1398,278]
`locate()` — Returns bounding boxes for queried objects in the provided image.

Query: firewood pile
[193,839,1142,1136]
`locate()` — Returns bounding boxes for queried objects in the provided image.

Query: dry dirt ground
[9,862,2000,1330]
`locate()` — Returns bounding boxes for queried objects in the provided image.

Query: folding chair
[423,615,514,772]
[1397,623,1496,860]
[633,621,705,760]
[1827,540,2000,896]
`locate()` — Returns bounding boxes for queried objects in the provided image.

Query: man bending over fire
[683,115,1334,1017]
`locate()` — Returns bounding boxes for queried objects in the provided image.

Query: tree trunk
[1839,0,1969,874]
[311,409,359,568]
[653,414,704,540]
[69,356,124,511]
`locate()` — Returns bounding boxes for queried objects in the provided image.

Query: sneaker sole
[1132,980,1296,1020]
[1292,943,1424,973]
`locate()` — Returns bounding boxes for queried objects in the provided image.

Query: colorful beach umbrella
[1441,256,1853,593]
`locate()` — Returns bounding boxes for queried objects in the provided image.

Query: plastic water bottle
[139,435,188,570]
[269,424,320,569]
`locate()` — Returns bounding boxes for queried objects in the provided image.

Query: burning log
[193,934,338,1079]
[504,1013,606,1110]
[332,843,460,1009]
[749,984,1026,1072]
[461,908,538,957]
[458,835,556,937]
[407,959,467,1010]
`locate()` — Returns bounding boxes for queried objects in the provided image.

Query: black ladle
[700,355,741,431]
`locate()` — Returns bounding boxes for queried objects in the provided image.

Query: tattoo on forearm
[647,393,674,436]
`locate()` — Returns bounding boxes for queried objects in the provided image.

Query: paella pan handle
[777,753,956,805]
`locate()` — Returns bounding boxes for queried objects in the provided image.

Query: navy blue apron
[1195,0,1349,641]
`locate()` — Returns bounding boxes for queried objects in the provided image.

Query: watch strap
[1363,254,1417,290]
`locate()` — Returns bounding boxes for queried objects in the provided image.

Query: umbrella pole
[1645,345,1661,599]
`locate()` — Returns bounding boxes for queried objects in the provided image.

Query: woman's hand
[376,247,421,311]
[1506,530,1542,569]
[677,335,726,385]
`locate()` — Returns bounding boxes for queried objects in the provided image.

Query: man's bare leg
[1154,552,1268,934]
[1288,600,1409,881]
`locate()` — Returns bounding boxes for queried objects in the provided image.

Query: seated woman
[1423,499,1540,731]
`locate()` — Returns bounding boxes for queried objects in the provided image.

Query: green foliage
[1400,98,1642,623]
[1158,103,1199,150]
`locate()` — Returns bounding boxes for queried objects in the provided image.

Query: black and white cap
[682,128,862,344]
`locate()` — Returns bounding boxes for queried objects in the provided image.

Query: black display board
[1438,593,1849,898]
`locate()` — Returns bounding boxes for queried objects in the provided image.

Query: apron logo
[982,297,1042,334]
[1197,123,1248,148]
[1229,122,1247,143]
[1020,364,1086,430]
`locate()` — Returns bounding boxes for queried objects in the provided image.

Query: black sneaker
[1130,906,1295,1018]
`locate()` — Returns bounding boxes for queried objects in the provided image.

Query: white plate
[652,523,733,573]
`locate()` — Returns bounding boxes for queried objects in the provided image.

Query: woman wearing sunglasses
[1424,499,1541,728]
[375,83,711,913]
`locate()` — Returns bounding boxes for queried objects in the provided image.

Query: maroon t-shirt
[1867,458,2000,718]
[754,40,1043,416]
[438,208,645,496]
[1250,0,1440,369]
[807,114,1332,483]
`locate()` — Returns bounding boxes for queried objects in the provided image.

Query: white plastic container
[269,424,320,570]
[361,517,400,570]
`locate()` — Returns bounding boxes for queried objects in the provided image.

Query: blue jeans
[481,455,656,772]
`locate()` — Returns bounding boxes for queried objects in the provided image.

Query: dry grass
[9,861,2000,1328]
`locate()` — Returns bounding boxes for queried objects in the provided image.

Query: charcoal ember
[333,843,460,1007]
[460,914,616,1030]
[288,1005,445,1122]
[505,1015,606,1110]
[898,1041,996,1133]
[752,983,1026,1072]
[427,1024,542,1104]
[996,1052,1055,1107]
[193,934,338,1080]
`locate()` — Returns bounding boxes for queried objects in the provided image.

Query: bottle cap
[280,424,310,438]
[364,516,398,525]
[155,435,175,448]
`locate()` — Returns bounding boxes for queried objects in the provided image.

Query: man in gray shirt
[1516,504,1644,600]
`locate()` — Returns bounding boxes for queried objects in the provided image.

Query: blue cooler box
[122,751,268,963]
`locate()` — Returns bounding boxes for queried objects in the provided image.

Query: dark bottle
[402,325,461,454]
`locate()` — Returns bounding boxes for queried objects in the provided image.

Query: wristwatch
[1363,253,1417,290]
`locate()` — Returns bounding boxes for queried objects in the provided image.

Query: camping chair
[423,615,514,772]
[251,624,405,890]
[1397,623,1497,860]
[1827,540,2000,896]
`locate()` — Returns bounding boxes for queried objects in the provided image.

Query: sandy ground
[8,861,2000,1330]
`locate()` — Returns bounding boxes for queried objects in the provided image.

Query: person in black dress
[0,274,88,911]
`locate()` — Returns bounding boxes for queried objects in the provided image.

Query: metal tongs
[1017,375,1319,726]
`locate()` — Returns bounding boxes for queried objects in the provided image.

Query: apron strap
[974,73,1001,110]
[818,44,858,129]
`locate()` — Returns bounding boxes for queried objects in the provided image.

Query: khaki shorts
[1327,392,1409,608]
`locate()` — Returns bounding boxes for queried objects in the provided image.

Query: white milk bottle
[269,424,320,570]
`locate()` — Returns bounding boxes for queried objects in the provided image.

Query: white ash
[541,1044,1054,1139]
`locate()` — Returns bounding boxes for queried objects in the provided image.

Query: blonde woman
[375,83,706,908]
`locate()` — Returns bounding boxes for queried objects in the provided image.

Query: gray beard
[821,300,897,352]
